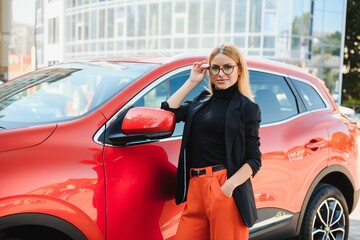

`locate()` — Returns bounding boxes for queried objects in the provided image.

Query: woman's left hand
[221,181,235,197]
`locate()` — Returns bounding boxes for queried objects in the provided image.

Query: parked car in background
[0,54,359,240]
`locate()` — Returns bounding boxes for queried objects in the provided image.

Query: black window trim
[249,67,301,123]
[284,76,307,114]
[249,68,303,115]
[288,76,330,112]
[248,67,329,127]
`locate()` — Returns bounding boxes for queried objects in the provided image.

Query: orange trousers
[175,166,249,240]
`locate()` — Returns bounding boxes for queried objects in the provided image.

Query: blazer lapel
[225,92,243,158]
[182,95,211,146]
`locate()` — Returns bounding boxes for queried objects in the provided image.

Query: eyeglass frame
[209,64,239,76]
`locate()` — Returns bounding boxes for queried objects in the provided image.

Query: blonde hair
[208,43,254,101]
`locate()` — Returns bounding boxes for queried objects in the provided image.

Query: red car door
[102,67,207,240]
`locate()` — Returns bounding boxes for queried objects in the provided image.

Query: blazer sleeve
[244,101,262,177]
[160,90,211,123]
[160,101,190,123]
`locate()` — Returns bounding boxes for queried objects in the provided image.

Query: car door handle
[305,140,326,151]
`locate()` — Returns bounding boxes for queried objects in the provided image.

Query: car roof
[66,53,320,82]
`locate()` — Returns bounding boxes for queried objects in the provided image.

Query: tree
[342,0,360,106]
[291,12,311,49]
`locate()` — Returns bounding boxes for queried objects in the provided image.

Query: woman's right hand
[166,60,209,109]
[188,60,209,85]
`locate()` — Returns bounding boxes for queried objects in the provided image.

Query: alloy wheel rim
[312,197,346,240]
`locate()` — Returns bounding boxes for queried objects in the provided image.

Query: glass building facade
[35,0,347,98]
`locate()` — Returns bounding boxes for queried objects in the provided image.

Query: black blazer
[161,89,262,227]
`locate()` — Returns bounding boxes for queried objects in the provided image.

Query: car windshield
[0,61,157,129]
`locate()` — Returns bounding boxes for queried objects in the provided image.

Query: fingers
[221,181,235,197]
[189,60,208,84]
[193,60,209,72]
[221,185,233,197]
[200,63,209,69]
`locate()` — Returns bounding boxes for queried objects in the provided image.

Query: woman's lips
[216,79,228,84]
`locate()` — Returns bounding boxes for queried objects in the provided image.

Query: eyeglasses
[209,64,237,76]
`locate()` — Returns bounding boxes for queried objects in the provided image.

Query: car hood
[0,124,57,153]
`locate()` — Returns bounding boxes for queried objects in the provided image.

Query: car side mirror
[108,107,175,145]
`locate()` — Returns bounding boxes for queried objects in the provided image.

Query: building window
[174,38,185,49]
[175,0,185,13]
[264,36,275,48]
[117,21,124,37]
[149,3,159,37]
[137,5,146,37]
[84,12,89,40]
[116,7,125,37]
[188,37,199,48]
[234,0,247,33]
[234,37,245,48]
[218,0,232,33]
[77,24,83,40]
[107,8,115,38]
[265,0,276,10]
[202,37,214,48]
[90,10,97,39]
[249,36,261,48]
[99,9,105,39]
[48,17,59,44]
[161,38,171,49]
[127,5,136,37]
[71,14,76,41]
[188,0,200,34]
[203,0,215,34]
[249,0,262,33]
[174,14,186,35]
[161,2,172,35]
[264,12,276,32]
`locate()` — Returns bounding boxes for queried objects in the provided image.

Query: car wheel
[299,183,349,240]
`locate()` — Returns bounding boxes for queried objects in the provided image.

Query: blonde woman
[161,43,261,239]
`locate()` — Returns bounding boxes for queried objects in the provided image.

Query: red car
[0,55,359,240]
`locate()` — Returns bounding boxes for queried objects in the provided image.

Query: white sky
[12,0,35,25]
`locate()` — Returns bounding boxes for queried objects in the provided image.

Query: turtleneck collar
[213,83,237,99]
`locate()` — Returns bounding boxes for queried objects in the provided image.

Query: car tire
[299,183,349,240]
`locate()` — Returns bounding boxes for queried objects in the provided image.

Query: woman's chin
[215,84,230,90]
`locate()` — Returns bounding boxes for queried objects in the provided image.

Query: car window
[0,62,157,129]
[292,79,326,111]
[250,71,298,124]
[133,69,209,136]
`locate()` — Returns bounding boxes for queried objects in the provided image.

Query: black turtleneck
[189,84,237,168]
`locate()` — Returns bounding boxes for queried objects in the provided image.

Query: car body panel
[325,109,360,192]
[0,196,104,240]
[0,110,107,237]
[253,111,329,212]
[0,124,57,152]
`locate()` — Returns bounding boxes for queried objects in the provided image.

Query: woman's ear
[238,65,243,75]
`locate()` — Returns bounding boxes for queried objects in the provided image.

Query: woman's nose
[218,69,226,77]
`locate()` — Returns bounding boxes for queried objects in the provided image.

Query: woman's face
[209,53,239,90]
